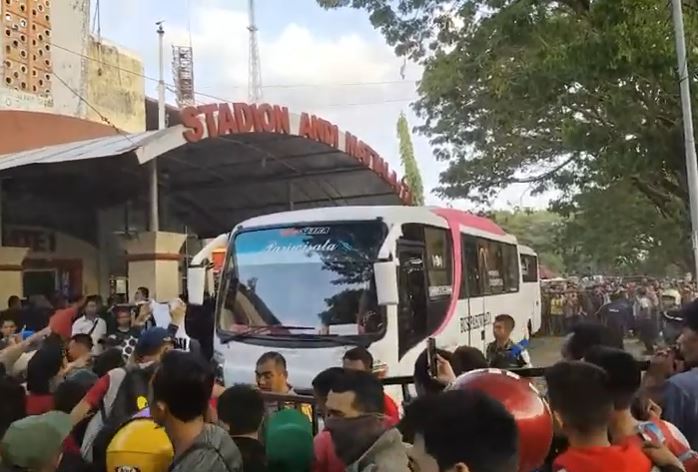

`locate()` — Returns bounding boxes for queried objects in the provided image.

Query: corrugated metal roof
[0,126,187,172]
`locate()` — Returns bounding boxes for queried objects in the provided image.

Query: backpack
[90,364,157,471]
[167,443,237,472]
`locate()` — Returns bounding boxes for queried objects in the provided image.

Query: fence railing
[259,361,651,435]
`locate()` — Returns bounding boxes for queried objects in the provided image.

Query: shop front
[3,225,98,298]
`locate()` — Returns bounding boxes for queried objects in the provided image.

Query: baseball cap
[65,366,99,388]
[265,409,313,470]
[680,299,698,332]
[135,327,173,357]
[1,411,72,468]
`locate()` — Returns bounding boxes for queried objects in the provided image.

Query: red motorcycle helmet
[450,368,553,472]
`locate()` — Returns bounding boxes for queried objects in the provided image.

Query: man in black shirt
[105,305,141,362]
[597,291,633,341]
[217,384,267,472]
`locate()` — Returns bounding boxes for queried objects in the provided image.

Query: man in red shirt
[342,347,399,423]
[70,327,173,462]
[545,361,681,472]
[585,346,698,472]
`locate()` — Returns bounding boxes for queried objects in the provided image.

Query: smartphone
[427,337,438,378]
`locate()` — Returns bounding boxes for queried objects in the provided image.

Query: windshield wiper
[219,325,315,343]
[284,333,368,347]
[220,328,368,346]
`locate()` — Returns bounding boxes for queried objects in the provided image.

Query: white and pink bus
[187,206,541,391]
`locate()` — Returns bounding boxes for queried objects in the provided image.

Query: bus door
[396,243,428,359]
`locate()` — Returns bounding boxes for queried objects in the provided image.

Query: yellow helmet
[106,418,174,472]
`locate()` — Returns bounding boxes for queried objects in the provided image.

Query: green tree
[319,0,697,211]
[319,0,698,276]
[397,112,425,205]
[553,183,691,276]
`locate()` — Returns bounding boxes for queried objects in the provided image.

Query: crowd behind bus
[540,276,698,353]
[2,285,698,471]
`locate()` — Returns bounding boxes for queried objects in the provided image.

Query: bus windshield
[217,221,387,339]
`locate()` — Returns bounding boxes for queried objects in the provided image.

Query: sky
[93,0,552,210]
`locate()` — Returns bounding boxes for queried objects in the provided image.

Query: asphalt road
[527,335,648,368]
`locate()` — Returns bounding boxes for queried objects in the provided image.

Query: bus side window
[487,241,505,295]
[424,227,452,299]
[521,255,539,283]
[423,226,453,334]
[477,239,491,294]
[461,235,482,298]
[503,244,520,292]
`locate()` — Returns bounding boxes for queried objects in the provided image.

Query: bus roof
[518,244,537,255]
[430,208,507,236]
[235,205,511,239]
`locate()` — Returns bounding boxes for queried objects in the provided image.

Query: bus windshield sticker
[280,226,331,236]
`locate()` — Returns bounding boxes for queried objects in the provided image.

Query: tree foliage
[553,183,691,276]
[319,0,698,274]
[397,112,425,205]
[489,202,688,276]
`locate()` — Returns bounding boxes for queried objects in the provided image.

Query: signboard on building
[179,102,412,204]
[4,227,57,253]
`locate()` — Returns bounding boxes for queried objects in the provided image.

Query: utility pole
[672,0,698,279]
[151,21,165,232]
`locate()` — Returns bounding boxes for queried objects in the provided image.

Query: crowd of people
[2,284,698,472]
[541,277,697,353]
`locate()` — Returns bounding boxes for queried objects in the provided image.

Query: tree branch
[505,154,578,184]
[557,0,591,14]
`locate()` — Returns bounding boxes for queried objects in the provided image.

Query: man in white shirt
[636,287,656,354]
[71,296,106,355]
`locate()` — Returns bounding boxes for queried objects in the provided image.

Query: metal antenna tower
[247,0,263,102]
[172,0,195,108]
[172,46,195,107]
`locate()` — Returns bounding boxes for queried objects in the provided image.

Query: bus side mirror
[374,261,399,306]
[187,266,206,305]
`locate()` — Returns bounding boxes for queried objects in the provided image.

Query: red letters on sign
[233,103,254,133]
[181,106,204,143]
[274,105,290,134]
[258,104,275,133]
[345,132,357,157]
[198,104,219,139]
[177,102,412,204]
[217,103,238,136]
[299,112,314,140]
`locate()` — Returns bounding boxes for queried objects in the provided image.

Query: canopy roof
[0,103,411,238]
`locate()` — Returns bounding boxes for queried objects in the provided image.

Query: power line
[50,40,416,109]
[49,40,419,91]
[194,90,416,108]
[50,69,137,144]
[199,78,419,89]
[49,59,385,208]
